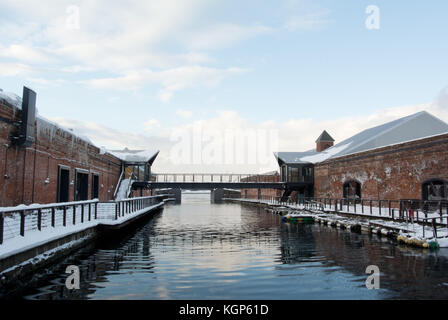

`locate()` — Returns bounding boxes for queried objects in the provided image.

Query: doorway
[75,170,89,201]
[57,166,70,203]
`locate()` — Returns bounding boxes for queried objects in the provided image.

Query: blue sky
[1,1,448,172]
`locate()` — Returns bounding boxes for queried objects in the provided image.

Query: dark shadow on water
[3,198,448,300]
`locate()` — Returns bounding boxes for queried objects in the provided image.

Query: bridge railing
[153,173,279,183]
[0,199,99,245]
[113,195,168,220]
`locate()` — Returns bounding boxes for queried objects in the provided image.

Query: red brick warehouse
[0,87,158,207]
[275,111,448,202]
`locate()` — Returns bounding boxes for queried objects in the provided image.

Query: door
[57,166,70,203]
[92,174,99,199]
[75,170,89,201]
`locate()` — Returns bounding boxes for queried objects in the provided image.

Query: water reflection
[5,194,448,300]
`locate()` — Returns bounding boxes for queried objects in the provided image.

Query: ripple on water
[12,195,448,300]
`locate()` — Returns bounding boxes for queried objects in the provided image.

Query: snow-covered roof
[276,111,448,165]
[0,89,22,109]
[108,148,160,164]
[1,88,160,165]
[1,88,94,146]
[275,151,317,165]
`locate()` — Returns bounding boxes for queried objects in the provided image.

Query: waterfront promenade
[0,194,171,288]
[226,197,448,249]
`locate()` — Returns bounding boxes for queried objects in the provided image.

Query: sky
[1,0,448,173]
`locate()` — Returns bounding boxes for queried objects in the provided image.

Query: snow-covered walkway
[227,198,448,248]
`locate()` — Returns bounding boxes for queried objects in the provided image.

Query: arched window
[422,179,448,201]
[343,180,362,199]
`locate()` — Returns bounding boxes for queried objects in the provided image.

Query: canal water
[11,193,448,299]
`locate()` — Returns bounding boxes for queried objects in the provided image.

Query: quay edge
[225,198,438,250]
[0,202,166,294]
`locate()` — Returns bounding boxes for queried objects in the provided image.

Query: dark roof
[274,151,316,165]
[316,130,335,142]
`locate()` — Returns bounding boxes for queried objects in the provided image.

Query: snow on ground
[230,198,448,247]
[0,233,93,277]
[0,220,97,260]
[0,199,168,261]
[115,178,134,200]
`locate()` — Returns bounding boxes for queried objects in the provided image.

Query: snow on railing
[0,195,170,245]
[113,195,168,220]
[0,200,99,245]
[229,196,448,226]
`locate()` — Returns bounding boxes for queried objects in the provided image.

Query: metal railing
[153,173,279,183]
[0,199,99,245]
[0,195,171,245]
[229,195,448,239]
[230,195,448,224]
[113,195,167,220]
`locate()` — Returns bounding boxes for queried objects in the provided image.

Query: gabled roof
[274,151,316,165]
[108,148,160,164]
[275,111,448,165]
[316,130,334,142]
[327,111,448,160]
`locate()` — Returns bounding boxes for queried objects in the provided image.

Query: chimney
[316,130,334,152]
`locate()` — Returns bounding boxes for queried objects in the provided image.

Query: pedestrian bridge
[132,173,312,203]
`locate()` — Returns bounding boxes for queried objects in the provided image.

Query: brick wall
[0,101,122,207]
[241,173,282,199]
[314,133,448,200]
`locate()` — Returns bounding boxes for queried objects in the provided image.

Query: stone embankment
[226,198,444,250]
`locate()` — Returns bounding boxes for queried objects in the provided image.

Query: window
[57,166,70,203]
[343,180,361,199]
[124,164,147,181]
[281,165,287,182]
[91,173,99,199]
[75,169,89,201]
[288,167,299,182]
[302,167,313,180]
[422,179,448,201]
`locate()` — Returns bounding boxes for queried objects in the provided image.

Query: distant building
[275,111,448,201]
[0,88,158,207]
[240,171,281,199]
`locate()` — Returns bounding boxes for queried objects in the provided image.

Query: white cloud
[284,9,331,31]
[186,23,272,50]
[47,100,448,174]
[143,119,161,131]
[0,62,34,76]
[176,109,193,118]
[0,44,53,63]
[83,66,247,101]
[26,77,65,88]
[61,65,95,73]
